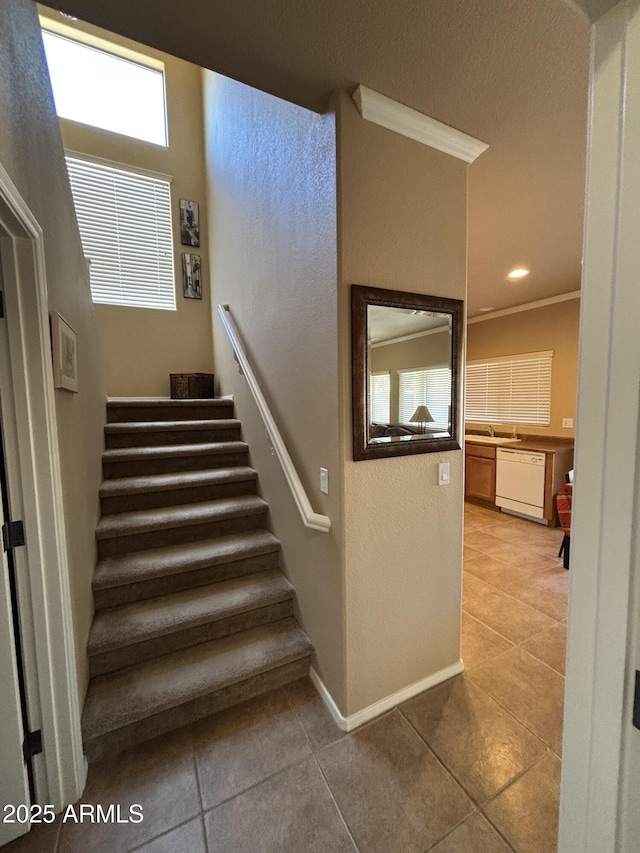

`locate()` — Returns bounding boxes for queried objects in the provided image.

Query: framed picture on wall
[182,253,202,299]
[179,198,200,247]
[51,312,79,392]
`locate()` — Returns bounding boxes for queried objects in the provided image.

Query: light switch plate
[320,468,329,494]
[562,418,574,429]
[438,462,450,486]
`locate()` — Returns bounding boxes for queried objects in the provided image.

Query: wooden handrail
[217,304,331,533]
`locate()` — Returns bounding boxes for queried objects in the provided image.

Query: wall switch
[320,467,329,494]
[562,418,574,429]
[438,462,450,486]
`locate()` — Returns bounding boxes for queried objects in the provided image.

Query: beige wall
[370,330,451,425]
[0,0,107,700]
[466,298,580,438]
[39,7,214,397]
[337,91,467,715]
[203,73,345,707]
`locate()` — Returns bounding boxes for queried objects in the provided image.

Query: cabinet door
[465,454,496,503]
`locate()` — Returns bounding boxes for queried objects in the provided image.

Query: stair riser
[107,404,234,423]
[93,550,281,609]
[84,656,311,764]
[90,600,294,677]
[103,450,248,479]
[97,512,269,558]
[101,479,256,514]
[105,427,241,448]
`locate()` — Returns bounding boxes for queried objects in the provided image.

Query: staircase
[82,398,313,763]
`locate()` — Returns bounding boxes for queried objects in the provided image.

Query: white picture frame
[51,313,78,392]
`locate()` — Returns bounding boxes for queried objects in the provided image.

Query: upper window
[42,30,167,146]
[66,155,176,310]
[465,351,553,426]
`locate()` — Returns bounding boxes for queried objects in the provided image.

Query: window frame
[40,19,168,147]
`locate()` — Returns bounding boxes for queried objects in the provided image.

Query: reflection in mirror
[352,285,463,460]
[368,305,453,444]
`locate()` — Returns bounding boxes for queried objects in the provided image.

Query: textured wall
[0,0,107,700]
[466,298,580,437]
[337,90,467,715]
[203,73,345,707]
[39,7,214,397]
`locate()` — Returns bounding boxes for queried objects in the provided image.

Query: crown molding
[352,85,489,164]
[468,290,581,324]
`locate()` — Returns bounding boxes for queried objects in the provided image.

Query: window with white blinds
[370,372,390,423]
[465,351,553,425]
[66,155,176,310]
[398,366,451,430]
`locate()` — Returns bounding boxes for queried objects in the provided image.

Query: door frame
[0,160,86,809]
[560,1,640,850]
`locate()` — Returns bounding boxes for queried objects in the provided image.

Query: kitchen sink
[464,435,522,446]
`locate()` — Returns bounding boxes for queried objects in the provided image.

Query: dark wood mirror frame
[351,284,464,461]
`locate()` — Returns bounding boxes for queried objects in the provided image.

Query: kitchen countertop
[465,437,574,454]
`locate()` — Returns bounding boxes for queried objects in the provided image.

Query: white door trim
[560,1,640,850]
[0,161,86,808]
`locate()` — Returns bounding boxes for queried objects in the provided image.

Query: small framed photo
[182,253,202,299]
[179,199,200,247]
[51,313,78,392]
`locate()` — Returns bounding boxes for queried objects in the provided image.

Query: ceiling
[368,307,449,345]
[43,0,594,316]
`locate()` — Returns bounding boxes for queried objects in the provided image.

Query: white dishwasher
[495,448,546,521]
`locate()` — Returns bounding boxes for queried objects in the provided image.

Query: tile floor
[5,503,567,853]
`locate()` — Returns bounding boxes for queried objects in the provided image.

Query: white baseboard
[309,659,464,732]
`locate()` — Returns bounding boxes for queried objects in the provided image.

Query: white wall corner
[352,85,489,164]
[310,660,464,732]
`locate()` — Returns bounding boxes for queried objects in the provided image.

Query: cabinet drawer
[465,444,496,459]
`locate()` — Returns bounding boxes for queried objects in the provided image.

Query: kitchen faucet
[483,425,494,437]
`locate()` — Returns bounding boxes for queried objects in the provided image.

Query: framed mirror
[351,284,464,460]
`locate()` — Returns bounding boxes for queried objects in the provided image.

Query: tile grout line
[124,815,203,853]
[313,755,362,853]
[463,575,565,627]
[463,604,567,675]
[397,699,545,825]
[464,666,562,753]
[478,749,556,852]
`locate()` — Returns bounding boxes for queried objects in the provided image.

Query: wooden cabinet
[465,444,497,507]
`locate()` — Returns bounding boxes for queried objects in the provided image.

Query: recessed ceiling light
[508,268,530,280]
[478,307,494,313]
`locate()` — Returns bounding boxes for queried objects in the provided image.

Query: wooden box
[170,373,215,399]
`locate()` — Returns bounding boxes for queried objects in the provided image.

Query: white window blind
[370,372,390,423]
[465,351,552,425]
[66,156,176,310]
[399,366,451,430]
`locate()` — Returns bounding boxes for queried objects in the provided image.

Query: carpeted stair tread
[93,530,281,591]
[95,495,268,541]
[88,570,294,655]
[82,618,312,740]
[107,398,230,407]
[105,419,240,434]
[99,466,257,498]
[102,441,248,463]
